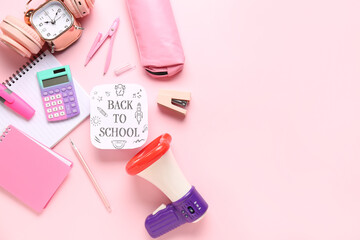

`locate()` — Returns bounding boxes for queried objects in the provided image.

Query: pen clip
[0,87,15,103]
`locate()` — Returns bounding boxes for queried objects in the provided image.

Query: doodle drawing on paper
[133,89,142,98]
[134,139,145,144]
[90,116,101,127]
[135,103,143,125]
[94,136,101,143]
[142,124,148,133]
[115,84,126,96]
[112,140,127,149]
[97,107,108,117]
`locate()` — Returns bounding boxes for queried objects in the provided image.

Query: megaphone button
[188,206,195,214]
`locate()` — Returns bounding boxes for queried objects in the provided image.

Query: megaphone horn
[126,134,209,238]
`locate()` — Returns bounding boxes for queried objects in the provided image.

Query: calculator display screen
[42,75,69,88]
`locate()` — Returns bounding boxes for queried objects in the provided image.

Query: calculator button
[47,109,52,113]
[43,92,48,96]
[67,86,72,90]
[61,87,66,92]
[71,103,76,107]
[46,103,51,107]
[48,114,53,119]
[69,97,75,102]
[56,94,61,99]
[68,91,74,96]
[66,107,72,115]
[60,111,65,116]
[62,92,68,97]
[50,96,56,100]
[59,106,64,110]
[49,90,54,95]
[72,109,78,113]
[55,89,60,93]
[54,113,59,118]
[57,100,63,104]
[44,97,50,102]
[53,107,58,111]
[63,98,69,103]
[52,101,57,106]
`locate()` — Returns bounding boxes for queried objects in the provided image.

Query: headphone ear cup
[64,0,81,18]
[85,0,95,9]
[0,34,32,58]
[64,0,94,18]
[0,16,44,57]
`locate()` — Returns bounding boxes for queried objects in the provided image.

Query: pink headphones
[0,0,95,58]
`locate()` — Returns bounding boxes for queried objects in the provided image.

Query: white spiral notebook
[0,51,90,148]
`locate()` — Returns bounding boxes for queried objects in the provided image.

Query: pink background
[1,0,360,239]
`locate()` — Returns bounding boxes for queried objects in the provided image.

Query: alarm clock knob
[24,9,34,26]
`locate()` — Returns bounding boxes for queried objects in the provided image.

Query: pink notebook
[0,125,72,213]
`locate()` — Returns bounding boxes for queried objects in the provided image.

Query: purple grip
[145,186,208,238]
[145,204,186,238]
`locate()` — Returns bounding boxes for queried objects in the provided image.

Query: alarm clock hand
[53,11,60,22]
[54,15,62,23]
[45,11,55,24]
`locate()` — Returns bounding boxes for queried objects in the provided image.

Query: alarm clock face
[31,0,74,41]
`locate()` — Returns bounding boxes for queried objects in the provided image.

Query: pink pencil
[70,138,112,213]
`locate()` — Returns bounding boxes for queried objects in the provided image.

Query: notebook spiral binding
[0,126,12,142]
[1,51,47,87]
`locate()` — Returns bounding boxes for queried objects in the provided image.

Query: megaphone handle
[145,187,208,238]
[145,203,186,238]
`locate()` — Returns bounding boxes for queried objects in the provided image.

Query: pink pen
[84,18,120,75]
[0,84,35,120]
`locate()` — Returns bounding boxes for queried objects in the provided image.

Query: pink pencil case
[126,0,185,78]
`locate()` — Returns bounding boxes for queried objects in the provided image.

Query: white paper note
[90,84,148,149]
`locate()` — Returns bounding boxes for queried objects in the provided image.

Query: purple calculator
[37,65,80,122]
